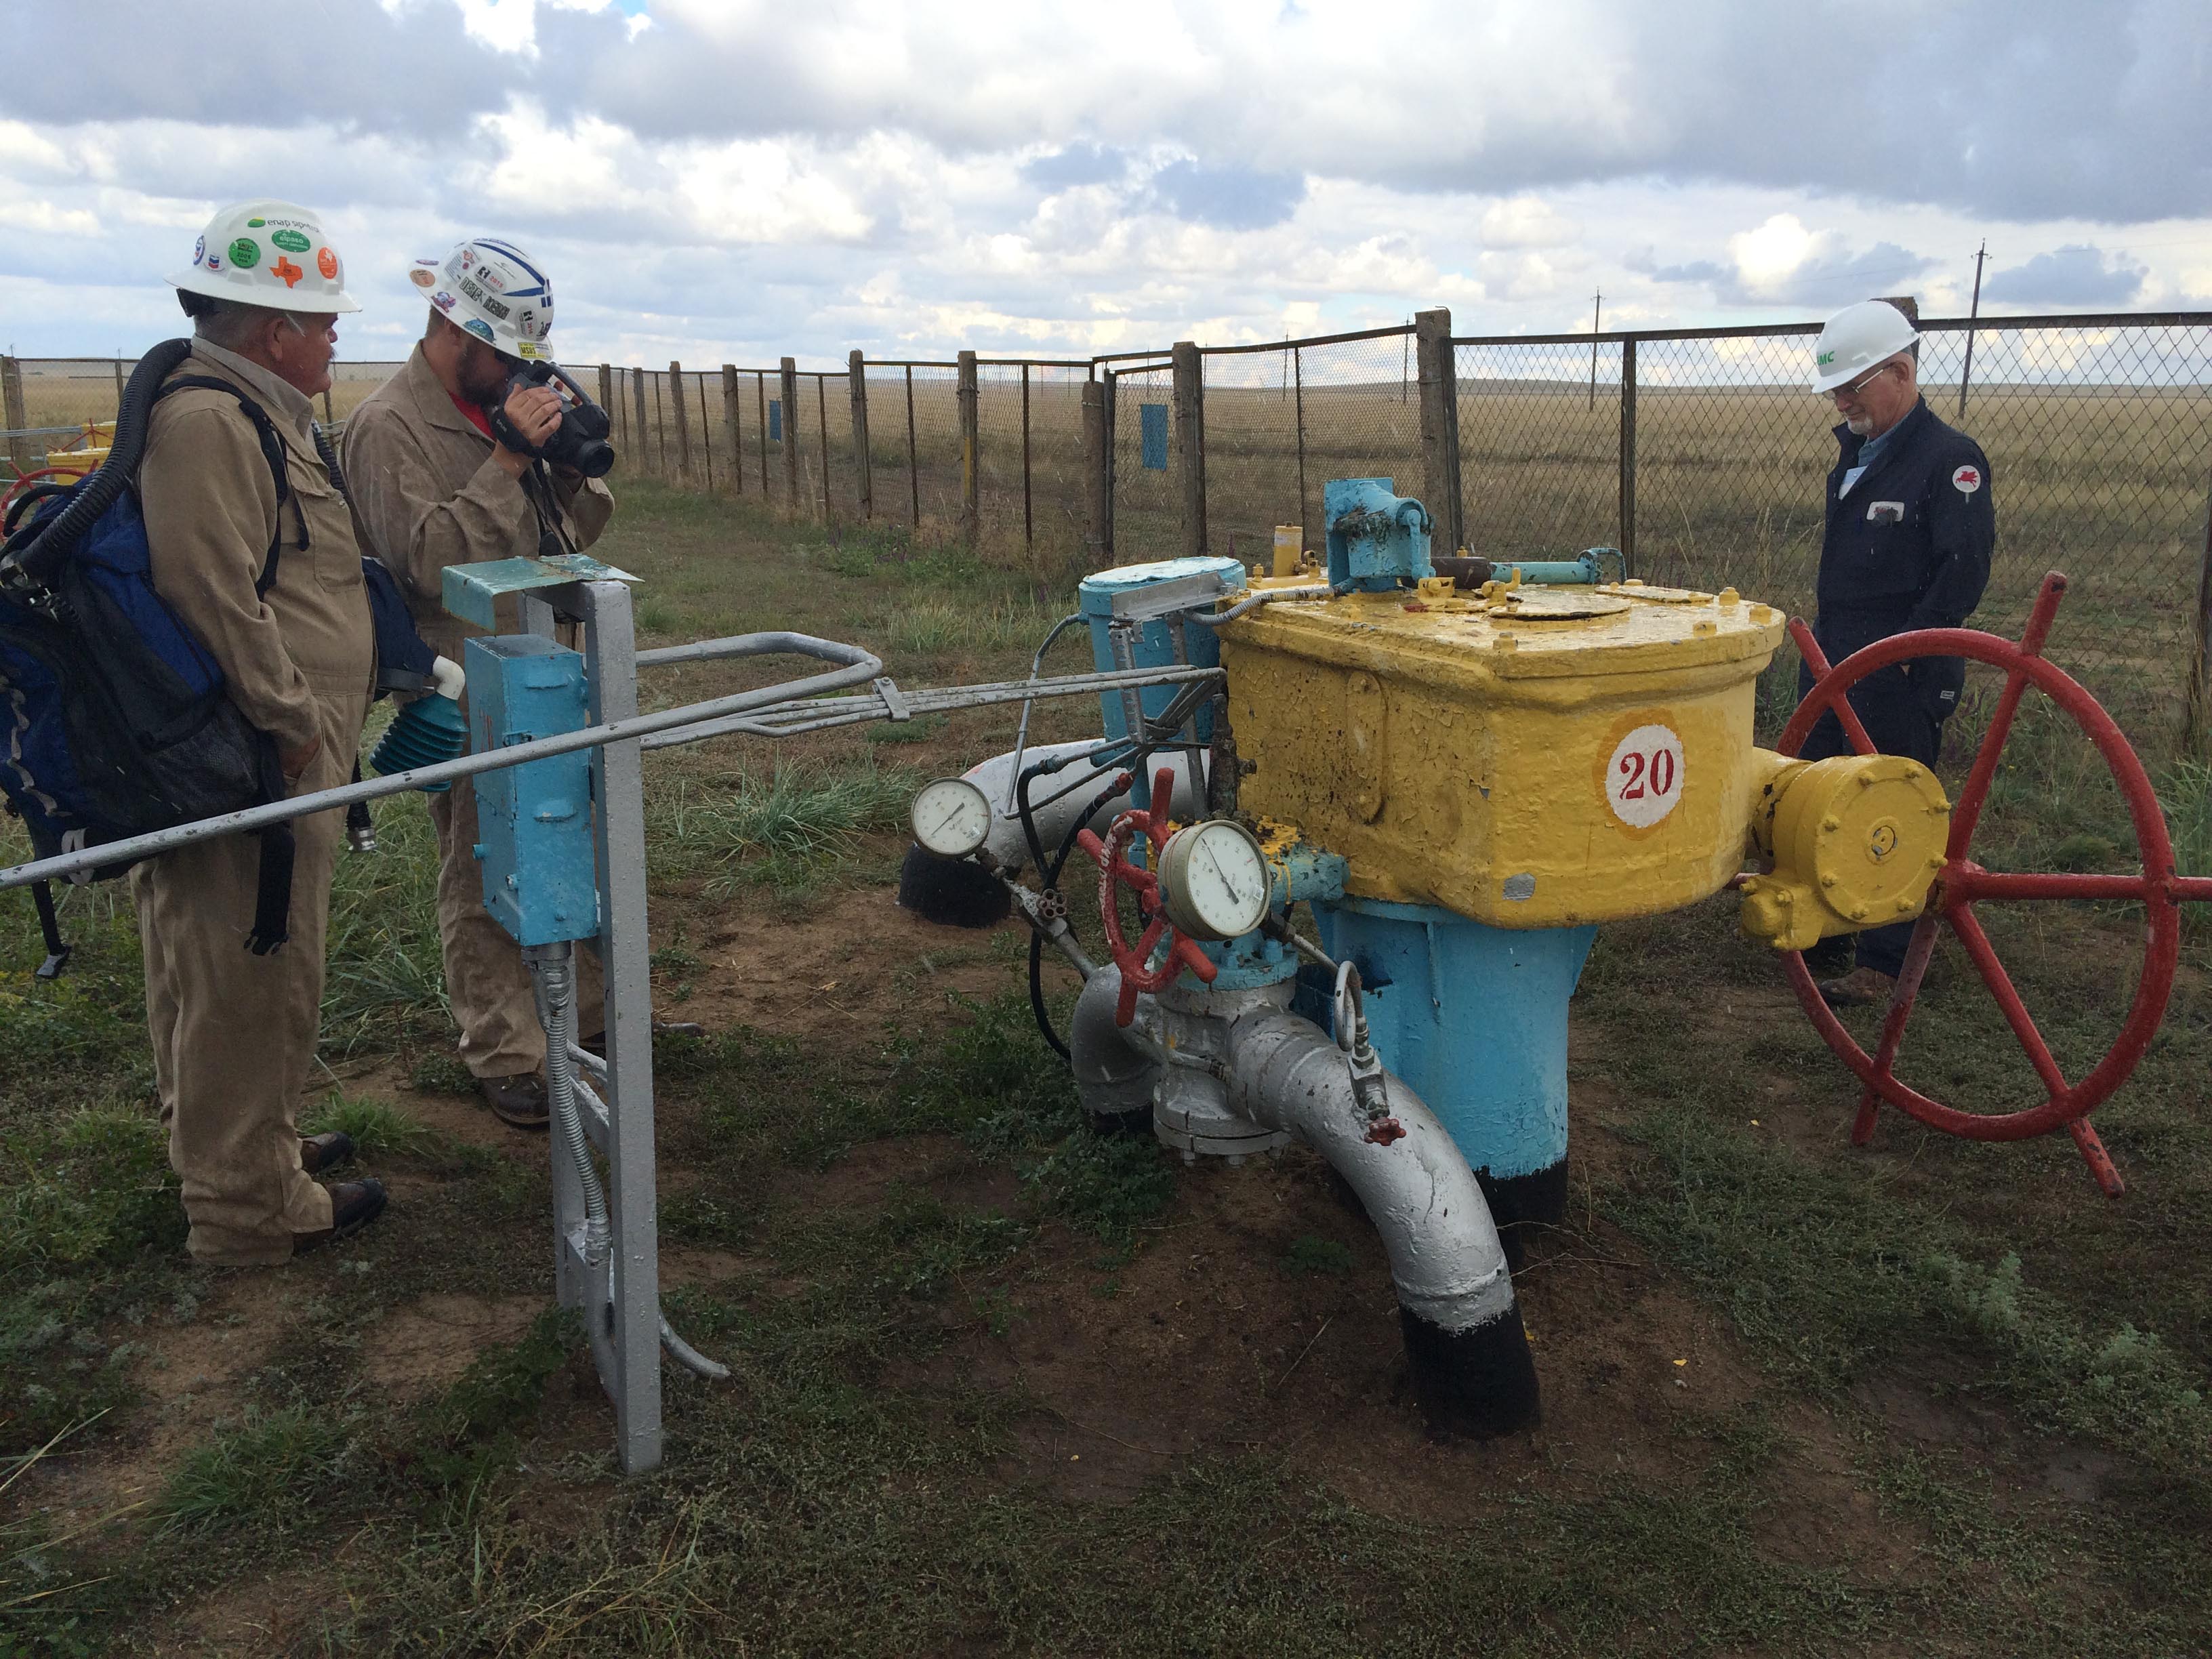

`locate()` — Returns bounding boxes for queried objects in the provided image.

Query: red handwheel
[1778,572,2212,1197]
[1073,764,1217,1026]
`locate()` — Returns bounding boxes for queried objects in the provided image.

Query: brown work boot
[1818,965,1899,1009]
[293,1179,388,1254]
[300,1131,355,1176]
[479,1071,550,1130]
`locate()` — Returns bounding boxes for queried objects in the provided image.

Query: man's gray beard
[1845,414,1872,436]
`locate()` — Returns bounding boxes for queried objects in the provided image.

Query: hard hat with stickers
[407,237,556,361]
[168,199,360,314]
[1809,300,1920,394]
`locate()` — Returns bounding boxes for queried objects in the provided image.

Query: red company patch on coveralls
[1952,464,1982,494]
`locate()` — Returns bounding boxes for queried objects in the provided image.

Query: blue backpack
[1,340,348,972]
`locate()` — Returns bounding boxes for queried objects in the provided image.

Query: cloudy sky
[4,0,2210,367]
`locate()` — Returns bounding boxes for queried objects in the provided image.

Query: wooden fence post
[779,357,800,511]
[598,363,613,416]
[630,368,649,476]
[848,350,873,521]
[957,350,979,545]
[1618,337,1638,577]
[905,367,920,527]
[756,372,769,495]
[668,361,692,482]
[1171,340,1207,560]
[1,357,30,474]
[1414,308,1463,556]
[1082,378,1109,566]
[720,365,741,495]
[1021,364,1033,554]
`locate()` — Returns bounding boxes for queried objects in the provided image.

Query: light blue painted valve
[1324,477,1433,592]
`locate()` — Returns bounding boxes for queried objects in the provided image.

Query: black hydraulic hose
[1029,771,1139,1064]
[12,339,194,585]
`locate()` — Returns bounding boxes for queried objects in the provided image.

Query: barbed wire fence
[5,306,2209,750]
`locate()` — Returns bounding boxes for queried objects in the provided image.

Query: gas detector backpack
[0,339,301,972]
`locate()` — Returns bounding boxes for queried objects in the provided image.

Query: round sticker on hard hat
[1951,464,1982,495]
[317,247,338,280]
[1605,722,1684,830]
[409,264,438,289]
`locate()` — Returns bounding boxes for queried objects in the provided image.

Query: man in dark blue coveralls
[1801,299,1994,1008]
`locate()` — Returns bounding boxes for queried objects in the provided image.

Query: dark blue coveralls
[1801,395,1994,977]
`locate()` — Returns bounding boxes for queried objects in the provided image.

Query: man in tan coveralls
[140,199,384,1264]
[343,239,614,1128]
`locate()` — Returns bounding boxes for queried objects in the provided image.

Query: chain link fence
[7,308,2208,747]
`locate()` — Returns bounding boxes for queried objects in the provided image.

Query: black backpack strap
[29,880,70,981]
[155,375,294,597]
[243,734,297,957]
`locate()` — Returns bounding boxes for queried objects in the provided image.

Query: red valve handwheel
[1073,764,1218,1026]
[1777,571,2212,1197]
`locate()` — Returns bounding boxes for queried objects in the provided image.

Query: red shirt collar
[448,390,493,438]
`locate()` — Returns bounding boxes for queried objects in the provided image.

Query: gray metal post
[779,357,800,509]
[1618,337,1638,577]
[1414,308,1462,556]
[957,350,980,544]
[579,579,664,1474]
[721,365,742,495]
[1172,342,1206,560]
[2188,457,2212,755]
[1082,379,1109,565]
[848,350,873,520]
[1,358,29,474]
[668,361,692,482]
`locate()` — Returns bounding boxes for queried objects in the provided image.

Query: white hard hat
[408,237,556,361]
[169,199,360,314]
[1810,300,1919,393]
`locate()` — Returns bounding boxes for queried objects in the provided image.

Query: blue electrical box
[1077,556,1248,743]
[1139,403,1168,471]
[769,398,782,441]
[467,634,599,947]
[1324,477,1433,592]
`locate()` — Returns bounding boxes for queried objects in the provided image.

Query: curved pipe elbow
[1225,1008,1538,1437]
[1067,964,1162,1124]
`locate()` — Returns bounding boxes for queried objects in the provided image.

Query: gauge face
[911,777,991,859]
[1158,819,1271,941]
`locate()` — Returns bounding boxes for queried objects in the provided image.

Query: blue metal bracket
[442,554,639,632]
[468,634,599,947]
[1324,478,1433,592]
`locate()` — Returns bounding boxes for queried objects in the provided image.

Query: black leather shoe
[480,1071,550,1130]
[300,1131,355,1176]
[293,1179,388,1254]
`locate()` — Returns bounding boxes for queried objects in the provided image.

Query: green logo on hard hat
[247,217,266,228]
[1817,350,1835,365]
[228,237,260,269]
[270,228,310,254]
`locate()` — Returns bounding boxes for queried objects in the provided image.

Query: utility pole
[1589,289,1602,410]
[1957,239,1988,420]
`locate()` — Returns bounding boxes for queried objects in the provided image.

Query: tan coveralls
[133,340,375,1266]
[341,346,615,1079]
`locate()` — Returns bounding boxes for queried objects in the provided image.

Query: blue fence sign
[768,398,782,441]
[1140,403,1168,471]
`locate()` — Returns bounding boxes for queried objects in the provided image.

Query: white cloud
[1481,196,1581,249]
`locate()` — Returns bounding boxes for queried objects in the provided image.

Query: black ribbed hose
[13,339,195,585]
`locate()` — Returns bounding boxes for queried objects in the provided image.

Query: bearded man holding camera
[343,237,617,1128]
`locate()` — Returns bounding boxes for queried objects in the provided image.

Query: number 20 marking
[1617,747,1676,800]
[1605,724,1684,829]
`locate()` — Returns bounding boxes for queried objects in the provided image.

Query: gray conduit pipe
[1223,1009,1539,1437]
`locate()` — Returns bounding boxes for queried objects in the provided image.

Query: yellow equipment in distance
[1216,573,1950,945]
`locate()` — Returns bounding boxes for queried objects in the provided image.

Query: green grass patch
[300,1092,447,1161]
[157,1404,362,1533]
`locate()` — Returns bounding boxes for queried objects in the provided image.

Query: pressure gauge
[1156,819,1272,941]
[910,777,992,859]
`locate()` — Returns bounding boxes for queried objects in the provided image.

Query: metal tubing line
[1185,583,1332,626]
[1947,870,2160,903]
[633,630,878,670]
[641,665,1223,750]
[1002,613,1090,813]
[0,645,884,890]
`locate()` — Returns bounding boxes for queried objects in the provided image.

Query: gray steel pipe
[1067,964,1161,1124]
[960,740,1204,876]
[1225,1008,1539,1437]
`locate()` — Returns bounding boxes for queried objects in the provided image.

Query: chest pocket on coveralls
[286,465,359,593]
[1855,499,1925,605]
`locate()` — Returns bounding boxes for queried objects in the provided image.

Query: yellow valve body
[1219,581,1788,928]
[1738,754,1951,949]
